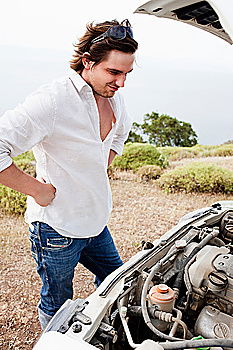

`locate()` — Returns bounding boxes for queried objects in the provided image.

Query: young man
[0,20,138,329]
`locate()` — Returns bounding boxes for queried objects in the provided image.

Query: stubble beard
[93,84,116,99]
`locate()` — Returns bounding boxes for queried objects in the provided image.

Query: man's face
[83,50,135,98]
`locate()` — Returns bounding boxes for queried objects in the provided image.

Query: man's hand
[0,163,56,207]
[33,181,56,207]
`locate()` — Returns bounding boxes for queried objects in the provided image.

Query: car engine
[34,202,233,350]
[100,209,233,349]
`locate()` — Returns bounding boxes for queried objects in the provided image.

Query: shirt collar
[69,69,92,93]
[69,69,119,122]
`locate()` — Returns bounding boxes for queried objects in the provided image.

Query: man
[0,20,138,329]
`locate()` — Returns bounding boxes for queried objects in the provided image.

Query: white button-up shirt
[0,70,132,237]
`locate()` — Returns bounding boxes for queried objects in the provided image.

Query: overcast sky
[0,0,233,145]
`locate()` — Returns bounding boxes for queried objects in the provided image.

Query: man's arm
[108,149,117,166]
[0,89,57,207]
[110,95,132,158]
[0,163,56,207]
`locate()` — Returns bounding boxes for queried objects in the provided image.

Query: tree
[224,140,233,144]
[126,122,144,143]
[141,112,198,147]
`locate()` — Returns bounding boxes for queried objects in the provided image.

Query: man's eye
[109,70,119,75]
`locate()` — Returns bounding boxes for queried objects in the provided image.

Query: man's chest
[97,99,116,142]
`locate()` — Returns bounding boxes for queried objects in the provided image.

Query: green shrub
[107,165,119,180]
[158,146,199,161]
[0,187,27,215]
[0,151,35,215]
[209,145,233,157]
[13,151,35,163]
[158,144,233,161]
[14,160,36,178]
[158,162,233,194]
[137,165,162,182]
[112,143,169,171]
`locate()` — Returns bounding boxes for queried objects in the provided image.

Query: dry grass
[1,157,233,349]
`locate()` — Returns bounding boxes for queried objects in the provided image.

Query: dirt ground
[1,157,233,349]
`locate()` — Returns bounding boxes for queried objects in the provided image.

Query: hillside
[0,156,233,349]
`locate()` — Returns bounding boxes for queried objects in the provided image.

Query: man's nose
[116,74,126,88]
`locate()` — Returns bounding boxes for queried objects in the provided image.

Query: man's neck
[80,71,101,103]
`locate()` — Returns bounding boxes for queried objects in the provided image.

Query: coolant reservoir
[148,284,175,312]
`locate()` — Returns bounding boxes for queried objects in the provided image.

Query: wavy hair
[70,20,138,73]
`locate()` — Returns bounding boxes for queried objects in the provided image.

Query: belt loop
[37,222,43,247]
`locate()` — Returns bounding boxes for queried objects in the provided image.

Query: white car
[34,1,233,349]
[34,200,233,350]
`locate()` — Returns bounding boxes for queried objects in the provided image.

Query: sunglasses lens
[91,22,134,44]
[126,27,133,39]
[109,26,126,39]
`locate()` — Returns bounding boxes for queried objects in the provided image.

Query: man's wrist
[26,178,44,198]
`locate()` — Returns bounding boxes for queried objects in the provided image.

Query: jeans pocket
[39,223,73,251]
[46,236,72,249]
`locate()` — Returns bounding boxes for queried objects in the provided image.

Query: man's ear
[82,52,94,70]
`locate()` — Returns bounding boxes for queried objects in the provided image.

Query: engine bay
[35,203,233,350]
[90,207,233,349]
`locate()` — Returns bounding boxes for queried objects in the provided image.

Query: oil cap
[208,271,228,292]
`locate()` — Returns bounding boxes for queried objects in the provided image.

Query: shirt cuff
[110,144,125,156]
[0,156,13,173]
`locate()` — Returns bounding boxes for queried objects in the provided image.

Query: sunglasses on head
[91,19,133,45]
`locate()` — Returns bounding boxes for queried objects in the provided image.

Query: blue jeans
[29,222,123,326]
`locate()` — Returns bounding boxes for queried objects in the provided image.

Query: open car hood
[134,0,233,44]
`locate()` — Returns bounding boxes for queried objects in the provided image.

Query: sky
[0,0,233,145]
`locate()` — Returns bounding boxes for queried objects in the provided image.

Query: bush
[158,146,199,161]
[107,166,119,180]
[13,151,35,163]
[0,187,27,215]
[158,162,233,194]
[137,165,162,182]
[112,143,169,171]
[0,151,35,215]
[209,145,233,157]
[158,144,233,161]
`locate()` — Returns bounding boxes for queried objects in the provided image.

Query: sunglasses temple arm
[92,33,107,44]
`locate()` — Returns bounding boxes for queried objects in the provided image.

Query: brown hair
[70,20,138,73]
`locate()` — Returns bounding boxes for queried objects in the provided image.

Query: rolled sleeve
[0,142,13,171]
[110,95,132,156]
[0,89,56,172]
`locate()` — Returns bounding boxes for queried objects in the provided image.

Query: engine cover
[188,245,233,302]
[194,306,233,339]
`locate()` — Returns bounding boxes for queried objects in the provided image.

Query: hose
[141,250,184,341]
[153,310,187,339]
[117,283,141,348]
[169,308,182,338]
[140,230,218,341]
[171,318,187,339]
[160,338,233,349]
[173,229,219,293]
